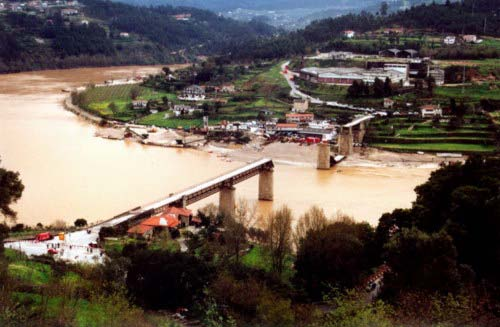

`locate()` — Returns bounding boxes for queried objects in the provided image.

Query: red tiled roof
[127,224,154,235]
[164,206,192,216]
[286,113,314,118]
[420,104,440,110]
[142,214,180,228]
[276,123,298,128]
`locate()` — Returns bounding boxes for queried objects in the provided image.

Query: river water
[0,66,433,226]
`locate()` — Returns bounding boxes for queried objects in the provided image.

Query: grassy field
[242,245,295,283]
[138,113,207,128]
[434,58,500,76]
[434,82,500,104]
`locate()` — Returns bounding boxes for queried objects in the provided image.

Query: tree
[347,80,363,98]
[74,218,88,228]
[383,77,393,97]
[51,219,67,230]
[310,290,393,327]
[126,249,212,309]
[129,85,141,100]
[426,76,436,95]
[0,159,24,222]
[378,157,500,293]
[265,206,292,276]
[383,228,463,295]
[224,199,257,262]
[373,77,385,98]
[108,102,118,115]
[10,223,24,233]
[162,66,171,75]
[380,1,389,16]
[414,79,424,93]
[295,216,375,300]
[293,205,328,249]
[161,96,169,106]
[256,290,295,327]
[0,223,9,255]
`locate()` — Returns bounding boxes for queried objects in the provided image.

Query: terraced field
[81,84,175,121]
[366,115,498,153]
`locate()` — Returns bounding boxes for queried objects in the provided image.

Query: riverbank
[203,141,461,169]
[63,94,458,169]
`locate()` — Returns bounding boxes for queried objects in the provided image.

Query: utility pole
[462,65,466,94]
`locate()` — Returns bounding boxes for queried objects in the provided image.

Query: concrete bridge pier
[258,169,274,201]
[338,127,353,156]
[219,185,236,216]
[317,143,331,170]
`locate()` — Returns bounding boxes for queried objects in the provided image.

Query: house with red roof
[127,224,154,239]
[164,206,193,226]
[127,212,181,239]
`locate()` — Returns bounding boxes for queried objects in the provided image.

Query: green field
[434,82,500,104]
[372,143,496,152]
[81,84,175,121]
[138,112,207,128]
[367,115,497,153]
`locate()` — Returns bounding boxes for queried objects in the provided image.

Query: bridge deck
[344,115,374,128]
[100,158,273,227]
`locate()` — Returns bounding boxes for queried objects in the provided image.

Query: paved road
[280,61,378,114]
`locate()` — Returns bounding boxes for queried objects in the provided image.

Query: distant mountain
[113,0,365,12]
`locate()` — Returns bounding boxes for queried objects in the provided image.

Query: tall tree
[224,199,257,262]
[380,1,389,16]
[265,206,293,276]
[373,77,385,98]
[293,205,328,249]
[0,159,24,223]
[383,77,393,97]
[295,216,375,300]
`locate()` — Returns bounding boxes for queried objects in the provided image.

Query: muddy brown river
[0,66,434,226]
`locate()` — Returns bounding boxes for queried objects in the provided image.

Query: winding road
[280,61,381,114]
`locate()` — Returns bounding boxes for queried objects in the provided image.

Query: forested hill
[226,0,500,60]
[0,0,274,73]
[82,0,275,52]
[114,0,364,12]
[303,0,499,43]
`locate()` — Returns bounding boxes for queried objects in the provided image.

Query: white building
[173,104,202,116]
[420,104,442,118]
[179,85,206,101]
[300,65,409,86]
[343,30,355,38]
[292,99,309,113]
[443,36,456,45]
[119,32,130,38]
[132,99,148,109]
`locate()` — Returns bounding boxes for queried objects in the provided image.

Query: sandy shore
[202,141,465,169]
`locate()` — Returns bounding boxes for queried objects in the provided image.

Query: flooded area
[0,66,434,226]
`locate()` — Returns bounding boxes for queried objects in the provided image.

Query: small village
[66,38,498,160]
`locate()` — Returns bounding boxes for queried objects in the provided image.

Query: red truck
[305,137,321,144]
[35,232,52,242]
